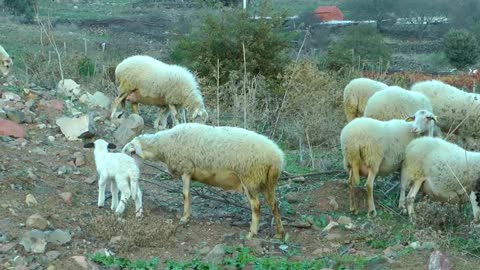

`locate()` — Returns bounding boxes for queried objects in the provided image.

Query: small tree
[443,29,479,70]
[3,0,37,22]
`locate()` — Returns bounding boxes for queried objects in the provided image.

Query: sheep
[411,80,480,134]
[122,123,285,239]
[110,55,208,129]
[399,137,480,222]
[340,109,438,217]
[343,78,388,122]
[84,139,143,218]
[0,45,13,77]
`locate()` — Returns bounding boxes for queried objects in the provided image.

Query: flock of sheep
[3,42,480,240]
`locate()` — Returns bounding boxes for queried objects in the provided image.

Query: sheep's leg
[110,91,130,119]
[169,104,179,127]
[115,176,131,216]
[349,162,360,215]
[262,189,285,240]
[97,175,107,208]
[406,179,424,221]
[366,168,378,218]
[154,106,169,129]
[134,187,144,219]
[469,191,480,223]
[244,186,261,239]
[180,173,192,224]
[399,169,409,214]
[110,181,119,211]
[131,102,139,114]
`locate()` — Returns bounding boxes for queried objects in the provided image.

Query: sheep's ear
[428,115,439,122]
[83,142,94,148]
[405,115,415,122]
[107,143,117,149]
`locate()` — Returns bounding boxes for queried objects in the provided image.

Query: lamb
[122,123,285,239]
[110,55,208,129]
[84,139,143,218]
[411,80,480,134]
[400,137,480,222]
[340,109,438,217]
[343,78,388,122]
[0,45,13,77]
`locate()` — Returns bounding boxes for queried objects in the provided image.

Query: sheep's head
[405,109,438,136]
[122,138,146,159]
[83,139,117,151]
[190,108,208,124]
[1,57,12,77]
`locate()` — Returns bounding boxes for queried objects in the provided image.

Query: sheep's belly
[127,91,167,106]
[423,180,468,204]
[192,169,242,191]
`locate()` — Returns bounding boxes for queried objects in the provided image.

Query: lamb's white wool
[85,139,143,218]
[0,45,13,77]
[400,137,480,222]
[340,109,438,217]
[111,55,208,129]
[122,123,285,239]
[343,78,388,122]
[411,80,480,134]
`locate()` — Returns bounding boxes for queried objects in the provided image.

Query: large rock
[428,250,453,270]
[26,214,48,230]
[204,244,227,265]
[46,229,71,245]
[0,119,26,138]
[19,230,47,254]
[113,114,144,146]
[80,91,111,109]
[57,79,82,97]
[56,114,96,141]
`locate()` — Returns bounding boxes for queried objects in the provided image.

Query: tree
[396,0,449,38]
[340,0,399,31]
[3,0,37,22]
[443,29,479,70]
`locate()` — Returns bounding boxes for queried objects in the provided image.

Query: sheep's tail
[129,167,141,200]
[343,143,362,185]
[267,164,281,190]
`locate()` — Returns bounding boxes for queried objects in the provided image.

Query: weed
[90,253,159,270]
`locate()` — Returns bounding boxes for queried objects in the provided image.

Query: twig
[445,162,470,201]
[242,42,247,128]
[216,58,220,126]
[384,182,400,195]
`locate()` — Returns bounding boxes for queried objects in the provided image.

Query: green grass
[90,253,159,270]
[37,0,133,21]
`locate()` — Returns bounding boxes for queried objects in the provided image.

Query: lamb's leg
[262,189,285,240]
[406,179,424,221]
[97,175,107,208]
[244,186,261,239]
[469,191,480,223]
[366,168,378,218]
[134,187,144,219]
[349,162,360,215]
[115,176,131,216]
[110,181,119,211]
[399,168,409,214]
[169,104,179,127]
[180,173,192,224]
[154,106,169,129]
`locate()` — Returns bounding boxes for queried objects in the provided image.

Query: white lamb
[340,109,438,217]
[411,80,480,134]
[110,55,208,129]
[0,45,13,77]
[122,123,285,239]
[343,78,388,122]
[84,139,143,218]
[400,137,480,222]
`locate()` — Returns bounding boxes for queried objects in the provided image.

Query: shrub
[76,55,96,77]
[3,0,37,23]
[325,25,391,71]
[170,4,292,84]
[443,29,479,70]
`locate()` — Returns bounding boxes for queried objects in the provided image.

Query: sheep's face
[84,139,116,151]
[405,109,438,135]
[190,108,208,124]
[122,139,146,159]
[1,57,12,76]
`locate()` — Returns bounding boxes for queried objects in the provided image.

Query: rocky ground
[0,75,478,269]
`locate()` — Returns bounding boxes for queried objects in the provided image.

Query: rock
[56,114,96,141]
[0,231,8,243]
[2,91,21,102]
[26,214,48,230]
[47,266,56,270]
[285,193,299,203]
[337,216,352,225]
[0,242,15,253]
[325,232,343,241]
[222,233,236,243]
[0,108,6,118]
[57,165,72,176]
[19,230,47,254]
[25,194,38,206]
[46,229,71,245]
[46,250,61,261]
[48,100,65,111]
[73,152,85,166]
[59,192,73,205]
[57,79,82,97]
[197,246,210,256]
[0,119,26,138]
[81,91,111,109]
[113,114,144,146]
[312,247,333,257]
[48,136,55,142]
[71,255,100,270]
[6,110,26,124]
[109,236,126,246]
[244,238,263,255]
[204,243,227,265]
[428,250,453,270]
[322,221,339,232]
[410,241,437,250]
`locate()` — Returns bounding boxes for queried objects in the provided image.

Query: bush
[76,55,96,77]
[3,0,37,22]
[325,25,391,71]
[170,5,292,84]
[443,29,479,70]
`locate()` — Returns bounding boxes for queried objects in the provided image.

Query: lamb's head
[1,57,12,77]
[405,109,438,136]
[122,137,148,159]
[83,139,117,151]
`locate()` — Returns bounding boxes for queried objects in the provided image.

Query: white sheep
[411,80,480,134]
[0,45,13,77]
[343,78,388,122]
[84,139,143,218]
[122,123,285,239]
[400,137,480,222]
[364,86,433,121]
[110,55,208,129]
[340,109,438,217]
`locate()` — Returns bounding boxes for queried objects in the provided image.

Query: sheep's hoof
[400,207,407,215]
[273,232,286,240]
[98,205,104,209]
[350,209,358,215]
[368,210,377,218]
[179,216,190,225]
[246,232,257,240]
[136,209,144,219]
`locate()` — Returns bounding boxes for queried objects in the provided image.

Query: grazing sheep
[411,80,480,134]
[110,55,208,129]
[84,139,143,218]
[400,137,480,222]
[122,123,285,239]
[343,78,388,122]
[340,109,438,217]
[0,45,13,77]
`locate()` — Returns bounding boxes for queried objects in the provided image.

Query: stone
[312,247,333,257]
[0,242,16,253]
[113,114,144,146]
[337,216,352,225]
[48,136,55,142]
[19,230,47,254]
[197,246,210,256]
[72,255,100,270]
[73,152,85,166]
[322,221,339,232]
[109,236,126,246]
[410,241,437,250]
[46,229,71,245]
[57,79,82,97]
[48,100,65,111]
[81,91,111,109]
[0,119,26,138]
[428,250,453,270]
[59,192,73,205]
[6,110,26,124]
[47,266,56,270]
[0,231,8,243]
[46,250,61,261]
[25,194,38,206]
[56,114,96,141]
[285,193,299,203]
[2,92,21,102]
[26,214,48,230]
[204,244,226,265]
[325,232,343,241]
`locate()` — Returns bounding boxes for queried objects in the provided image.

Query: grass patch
[90,253,159,270]
[37,0,133,22]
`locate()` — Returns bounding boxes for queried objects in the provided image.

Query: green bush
[77,55,96,77]
[3,0,37,22]
[443,29,479,70]
[170,4,292,84]
[325,25,391,71]
[472,21,480,47]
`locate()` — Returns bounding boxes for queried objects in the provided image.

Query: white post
[243,0,246,9]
